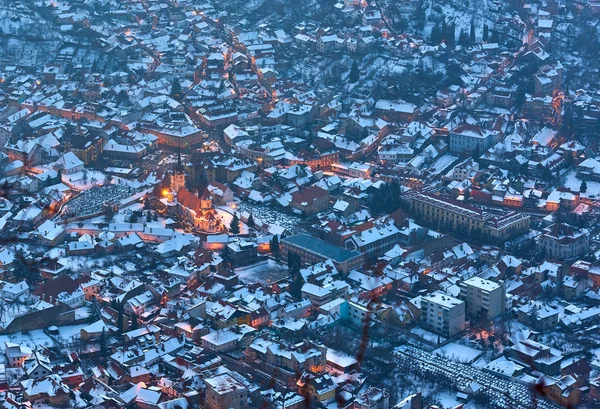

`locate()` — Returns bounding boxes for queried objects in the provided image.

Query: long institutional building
[403,191,530,241]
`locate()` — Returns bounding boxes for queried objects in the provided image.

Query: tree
[220,246,234,270]
[463,189,470,202]
[459,30,469,46]
[87,300,101,323]
[470,22,476,43]
[171,77,182,100]
[430,24,442,44]
[247,213,255,229]
[130,313,139,331]
[564,152,574,168]
[349,60,360,83]
[414,0,425,30]
[580,179,588,193]
[100,328,108,361]
[483,25,489,42]
[117,303,124,334]
[198,169,209,192]
[287,251,301,274]
[287,251,304,299]
[12,249,40,285]
[490,29,499,43]
[445,22,456,46]
[143,197,151,210]
[290,270,304,300]
[270,235,280,254]
[105,206,115,222]
[229,213,241,235]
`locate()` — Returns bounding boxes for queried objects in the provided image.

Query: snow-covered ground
[431,390,464,409]
[236,259,289,284]
[216,207,249,234]
[0,323,89,355]
[62,170,109,191]
[563,170,600,198]
[410,326,446,344]
[433,342,483,363]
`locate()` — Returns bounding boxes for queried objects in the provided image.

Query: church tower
[170,147,186,193]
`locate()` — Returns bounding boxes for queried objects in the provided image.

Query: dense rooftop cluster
[1,0,600,408]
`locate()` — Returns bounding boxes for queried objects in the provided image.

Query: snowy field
[433,342,483,363]
[236,259,289,284]
[410,326,447,344]
[216,207,249,234]
[563,170,600,198]
[62,170,110,191]
[0,323,89,355]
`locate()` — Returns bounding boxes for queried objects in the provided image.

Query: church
[163,155,225,234]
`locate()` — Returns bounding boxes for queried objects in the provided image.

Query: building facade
[459,277,506,320]
[420,292,465,337]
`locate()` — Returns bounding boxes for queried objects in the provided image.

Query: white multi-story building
[449,124,494,156]
[205,372,248,409]
[538,223,590,260]
[420,292,465,337]
[459,277,506,320]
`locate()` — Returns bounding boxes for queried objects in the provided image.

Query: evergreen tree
[414,0,426,30]
[105,206,115,222]
[270,235,280,253]
[349,60,360,84]
[441,20,448,41]
[290,270,304,300]
[87,300,101,323]
[130,313,139,331]
[100,328,108,361]
[581,179,588,193]
[483,25,489,42]
[12,249,40,285]
[430,24,442,44]
[287,252,304,299]
[143,197,151,210]
[247,213,255,229]
[171,77,182,100]
[445,23,456,46]
[459,30,469,46]
[463,189,471,202]
[368,180,404,215]
[220,246,235,270]
[117,303,124,334]
[198,169,209,192]
[470,22,476,43]
[287,251,301,274]
[229,213,241,235]
[490,29,499,43]
[564,153,574,168]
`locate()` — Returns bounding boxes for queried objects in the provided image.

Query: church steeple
[170,145,186,193]
[176,146,183,173]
